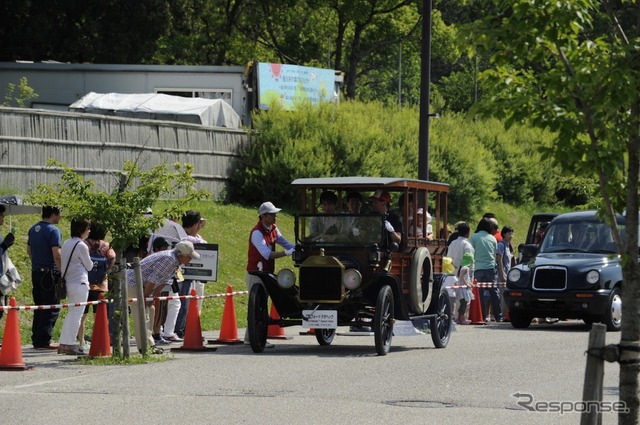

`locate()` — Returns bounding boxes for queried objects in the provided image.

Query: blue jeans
[474,268,503,321]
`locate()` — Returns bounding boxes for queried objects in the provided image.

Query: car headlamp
[343,269,362,290]
[508,268,521,283]
[586,270,600,285]
[276,268,296,288]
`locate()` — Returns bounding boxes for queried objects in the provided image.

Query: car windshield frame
[296,213,384,247]
[539,220,620,254]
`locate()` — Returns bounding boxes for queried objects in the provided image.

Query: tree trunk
[619,126,640,425]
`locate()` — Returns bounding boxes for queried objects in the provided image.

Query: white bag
[0,253,22,295]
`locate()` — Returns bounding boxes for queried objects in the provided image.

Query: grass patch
[79,352,172,365]
[2,199,567,345]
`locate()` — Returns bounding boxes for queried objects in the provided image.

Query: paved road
[0,321,621,425]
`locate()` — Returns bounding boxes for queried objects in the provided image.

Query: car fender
[363,273,410,321]
[247,271,301,318]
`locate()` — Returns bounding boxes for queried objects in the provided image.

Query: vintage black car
[504,211,631,331]
[246,177,453,355]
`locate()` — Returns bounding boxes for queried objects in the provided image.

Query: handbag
[55,241,80,300]
[0,253,22,295]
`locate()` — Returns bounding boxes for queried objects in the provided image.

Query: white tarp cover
[69,92,241,128]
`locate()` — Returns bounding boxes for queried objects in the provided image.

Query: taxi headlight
[508,268,521,283]
[586,270,600,285]
[343,269,362,290]
[277,268,296,288]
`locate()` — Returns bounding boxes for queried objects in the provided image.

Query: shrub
[229,101,562,216]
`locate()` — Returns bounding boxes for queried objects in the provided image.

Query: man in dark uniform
[369,190,403,251]
[27,206,62,349]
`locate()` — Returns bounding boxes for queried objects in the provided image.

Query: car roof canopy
[291,177,449,192]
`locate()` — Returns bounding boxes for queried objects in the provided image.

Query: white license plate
[302,310,337,329]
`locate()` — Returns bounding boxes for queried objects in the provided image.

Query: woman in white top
[58,219,93,355]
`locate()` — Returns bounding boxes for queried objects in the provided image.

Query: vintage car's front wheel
[315,329,336,346]
[602,287,622,332]
[430,285,452,348]
[374,285,394,356]
[247,283,269,353]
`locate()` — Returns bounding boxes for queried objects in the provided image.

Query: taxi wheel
[602,287,622,332]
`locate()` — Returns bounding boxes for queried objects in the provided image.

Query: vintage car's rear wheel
[409,247,433,314]
[315,328,336,346]
[247,283,269,353]
[602,287,622,332]
[374,285,394,356]
[509,310,533,329]
[430,285,452,348]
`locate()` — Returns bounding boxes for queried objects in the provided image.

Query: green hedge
[229,101,590,218]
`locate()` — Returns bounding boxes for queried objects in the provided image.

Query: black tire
[430,285,452,348]
[315,328,336,346]
[247,283,269,353]
[509,310,533,329]
[374,286,394,356]
[601,287,622,332]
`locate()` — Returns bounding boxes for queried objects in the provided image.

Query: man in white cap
[127,240,200,353]
[245,201,295,346]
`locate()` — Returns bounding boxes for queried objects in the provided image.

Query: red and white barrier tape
[0,290,248,311]
[445,281,506,289]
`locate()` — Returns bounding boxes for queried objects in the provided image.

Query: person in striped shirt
[126,240,200,353]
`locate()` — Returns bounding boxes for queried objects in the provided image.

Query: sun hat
[258,201,281,216]
[174,240,201,259]
[460,252,474,268]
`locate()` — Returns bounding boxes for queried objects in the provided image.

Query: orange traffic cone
[208,285,242,345]
[268,304,292,340]
[469,283,485,325]
[88,294,112,358]
[0,298,31,370]
[172,289,217,352]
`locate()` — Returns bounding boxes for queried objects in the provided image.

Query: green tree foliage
[26,160,209,250]
[464,1,640,421]
[0,1,474,109]
[2,77,38,108]
[229,101,562,220]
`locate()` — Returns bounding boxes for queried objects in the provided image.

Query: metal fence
[0,107,249,197]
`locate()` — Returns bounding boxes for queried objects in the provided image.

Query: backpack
[88,241,109,284]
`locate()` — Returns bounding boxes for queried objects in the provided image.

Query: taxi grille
[532,267,567,290]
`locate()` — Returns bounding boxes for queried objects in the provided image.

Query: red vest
[246,221,278,272]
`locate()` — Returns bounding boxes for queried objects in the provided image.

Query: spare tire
[409,247,433,314]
